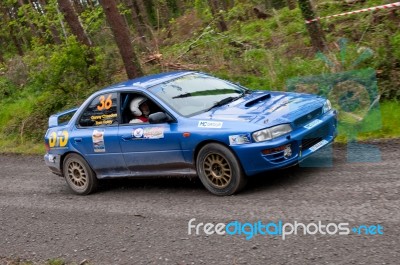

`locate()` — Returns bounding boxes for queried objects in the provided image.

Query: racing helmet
[130,97,147,116]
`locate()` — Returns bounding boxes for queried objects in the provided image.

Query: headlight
[252,124,292,142]
[323,99,332,113]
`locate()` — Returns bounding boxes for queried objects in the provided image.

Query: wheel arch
[60,151,95,178]
[193,140,242,169]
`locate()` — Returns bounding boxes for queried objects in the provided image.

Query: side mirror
[148,112,171,124]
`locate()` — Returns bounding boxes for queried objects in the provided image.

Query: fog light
[262,144,291,155]
[283,145,292,159]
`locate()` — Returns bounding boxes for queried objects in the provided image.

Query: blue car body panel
[44,71,337,179]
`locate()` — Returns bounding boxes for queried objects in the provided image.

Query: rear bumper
[233,111,337,176]
[44,153,62,176]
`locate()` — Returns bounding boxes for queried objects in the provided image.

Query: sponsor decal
[131,127,163,139]
[143,127,164,139]
[48,130,69,149]
[97,94,113,111]
[198,121,223,128]
[132,128,144,138]
[92,129,105,152]
[229,134,251,145]
[304,119,323,130]
[90,113,117,126]
[309,139,329,152]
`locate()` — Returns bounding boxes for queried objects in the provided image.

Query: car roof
[100,70,197,92]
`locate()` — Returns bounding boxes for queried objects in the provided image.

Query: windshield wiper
[206,93,245,111]
[173,92,191,99]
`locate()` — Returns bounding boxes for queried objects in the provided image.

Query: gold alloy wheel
[203,153,232,188]
[67,161,88,188]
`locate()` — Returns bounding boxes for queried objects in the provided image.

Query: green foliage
[80,5,105,35]
[225,2,252,21]
[366,0,385,7]
[0,92,35,146]
[24,36,105,95]
[0,36,117,150]
[0,76,18,98]
[194,0,212,21]
[390,32,400,61]
[238,20,272,41]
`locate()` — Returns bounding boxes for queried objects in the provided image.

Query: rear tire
[63,153,98,195]
[196,143,247,196]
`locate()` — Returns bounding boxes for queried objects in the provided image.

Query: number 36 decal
[49,130,69,148]
[97,94,113,111]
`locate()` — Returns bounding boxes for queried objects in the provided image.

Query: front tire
[196,143,247,196]
[62,153,98,195]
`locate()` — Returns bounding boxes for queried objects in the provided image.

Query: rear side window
[78,93,118,127]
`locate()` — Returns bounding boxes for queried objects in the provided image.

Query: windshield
[149,73,246,116]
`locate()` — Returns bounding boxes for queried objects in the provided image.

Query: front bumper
[233,111,337,176]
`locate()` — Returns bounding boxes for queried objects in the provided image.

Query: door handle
[74,138,82,143]
[121,135,132,141]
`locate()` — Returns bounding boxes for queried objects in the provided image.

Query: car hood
[193,91,326,127]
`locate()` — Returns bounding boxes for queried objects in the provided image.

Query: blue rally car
[44,71,337,196]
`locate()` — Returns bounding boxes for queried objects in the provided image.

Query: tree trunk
[208,0,228,32]
[222,0,234,10]
[125,0,148,43]
[135,0,152,28]
[175,0,187,12]
[37,0,62,44]
[265,0,286,10]
[10,27,24,56]
[298,0,326,52]
[99,0,143,79]
[157,0,171,28]
[5,8,25,56]
[72,0,84,14]
[17,0,40,38]
[0,39,5,63]
[57,0,92,47]
[87,0,95,8]
[56,2,68,40]
[287,0,297,10]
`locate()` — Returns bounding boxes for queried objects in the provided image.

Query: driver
[129,97,150,123]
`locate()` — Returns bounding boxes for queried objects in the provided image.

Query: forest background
[0,0,399,154]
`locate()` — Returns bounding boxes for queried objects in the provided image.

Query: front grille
[302,137,323,150]
[301,123,330,151]
[294,107,322,127]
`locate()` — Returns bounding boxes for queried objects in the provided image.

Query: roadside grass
[355,100,400,140]
[333,100,400,143]
[0,257,84,265]
[0,136,44,154]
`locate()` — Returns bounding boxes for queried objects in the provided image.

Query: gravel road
[0,140,399,265]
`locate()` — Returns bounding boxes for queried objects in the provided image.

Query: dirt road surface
[0,140,399,264]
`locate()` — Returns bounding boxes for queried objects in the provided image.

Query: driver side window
[120,93,163,124]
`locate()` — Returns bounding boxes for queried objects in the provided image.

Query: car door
[73,92,129,178]
[118,93,189,175]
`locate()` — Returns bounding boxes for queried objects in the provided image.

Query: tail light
[44,142,50,152]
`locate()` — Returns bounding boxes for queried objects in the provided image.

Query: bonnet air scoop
[244,94,271,107]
